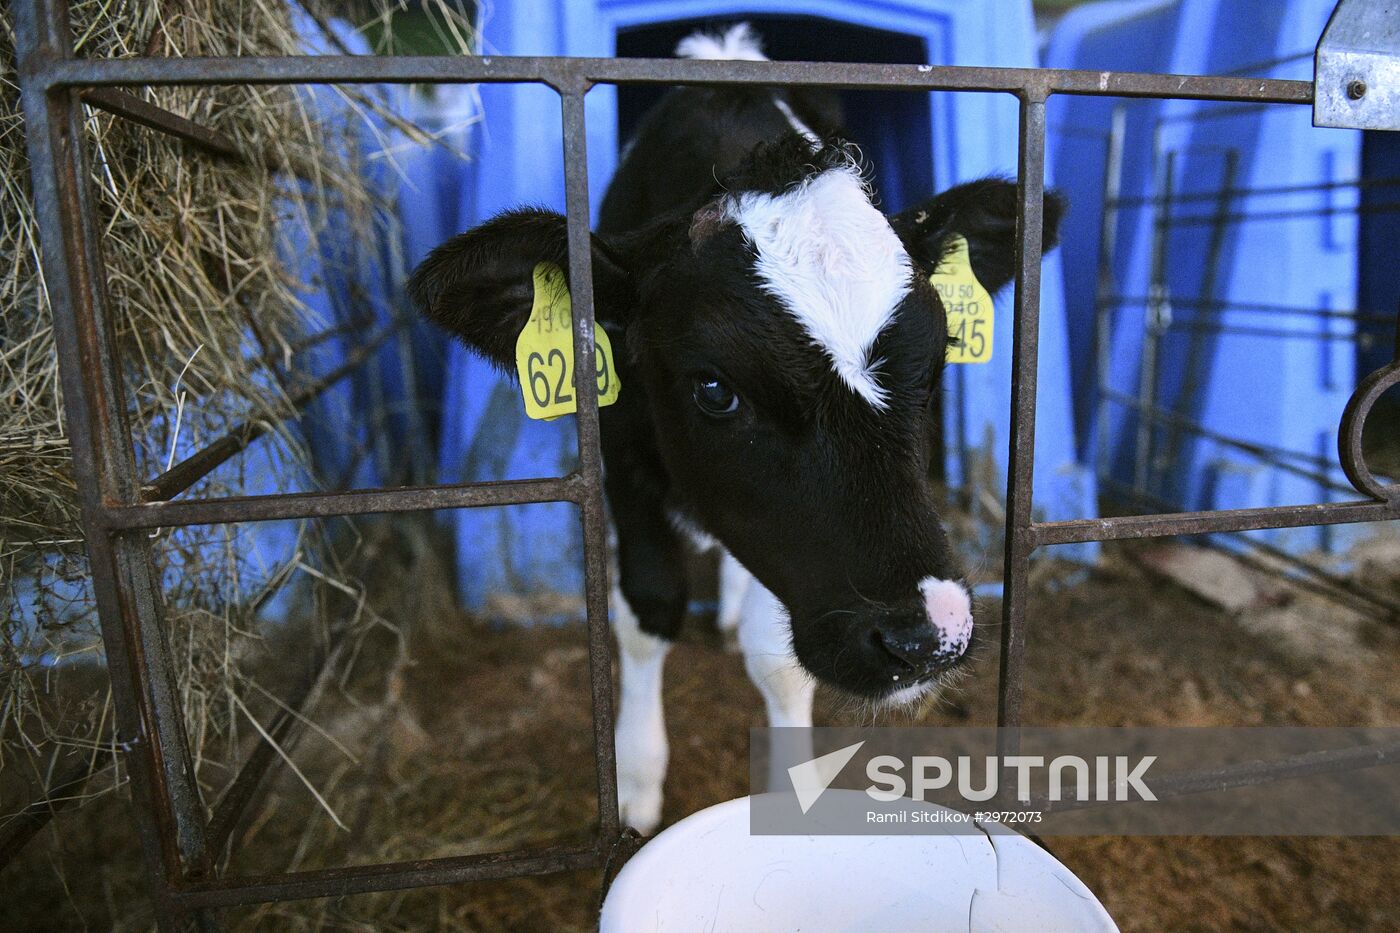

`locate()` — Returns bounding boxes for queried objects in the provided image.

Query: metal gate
[10,0,1400,926]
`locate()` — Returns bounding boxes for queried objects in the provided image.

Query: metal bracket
[1315,0,1400,130]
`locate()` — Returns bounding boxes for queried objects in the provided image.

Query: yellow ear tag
[514,262,621,420]
[929,234,994,364]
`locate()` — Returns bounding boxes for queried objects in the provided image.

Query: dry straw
[0,0,474,852]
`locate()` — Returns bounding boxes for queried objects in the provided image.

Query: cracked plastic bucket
[599,792,1119,932]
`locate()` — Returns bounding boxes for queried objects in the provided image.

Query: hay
[0,0,474,845]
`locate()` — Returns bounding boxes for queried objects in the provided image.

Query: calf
[410,23,1063,833]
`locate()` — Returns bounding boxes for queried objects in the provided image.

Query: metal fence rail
[12,0,1400,927]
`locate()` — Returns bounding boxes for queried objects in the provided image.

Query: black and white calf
[410,24,1063,833]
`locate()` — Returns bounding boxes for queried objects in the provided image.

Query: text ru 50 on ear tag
[929,234,994,364]
[515,262,621,420]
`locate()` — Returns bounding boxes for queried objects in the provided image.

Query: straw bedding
[0,0,470,849]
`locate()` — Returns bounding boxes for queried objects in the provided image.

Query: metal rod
[1033,498,1400,547]
[1166,202,1400,226]
[1107,294,1396,326]
[997,91,1048,750]
[1136,148,1174,496]
[559,83,623,851]
[1099,390,1364,496]
[1109,173,1400,208]
[82,87,246,161]
[80,86,302,179]
[108,475,583,530]
[16,1,213,925]
[140,323,396,503]
[1156,148,1238,492]
[1151,321,1378,343]
[1093,105,1128,495]
[35,55,1314,104]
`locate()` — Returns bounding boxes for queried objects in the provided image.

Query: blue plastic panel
[1046,0,1362,553]
[441,0,1096,618]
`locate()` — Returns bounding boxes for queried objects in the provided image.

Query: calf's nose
[919,577,974,656]
[864,579,973,683]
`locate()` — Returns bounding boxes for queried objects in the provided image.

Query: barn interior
[3,0,1399,930]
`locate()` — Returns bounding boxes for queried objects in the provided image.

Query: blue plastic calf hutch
[1046,0,1365,554]
[437,0,1097,620]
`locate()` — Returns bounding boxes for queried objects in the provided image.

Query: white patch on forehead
[721,167,913,409]
[675,22,768,61]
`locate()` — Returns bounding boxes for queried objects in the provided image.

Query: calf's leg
[611,587,670,835]
[738,580,817,791]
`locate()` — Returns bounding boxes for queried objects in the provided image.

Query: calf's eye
[692,375,740,417]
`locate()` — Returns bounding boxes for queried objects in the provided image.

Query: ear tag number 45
[929,234,994,364]
[515,262,621,420]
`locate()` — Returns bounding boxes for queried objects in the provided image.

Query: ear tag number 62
[515,262,621,420]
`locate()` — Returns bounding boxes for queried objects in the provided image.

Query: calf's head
[410,138,1062,704]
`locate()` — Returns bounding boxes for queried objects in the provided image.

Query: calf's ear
[408,208,632,371]
[889,178,1065,294]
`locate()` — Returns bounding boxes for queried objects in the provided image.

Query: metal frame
[12,0,1400,926]
[1082,90,1400,621]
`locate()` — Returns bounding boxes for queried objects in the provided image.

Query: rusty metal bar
[1124,172,1400,204]
[34,54,1313,104]
[15,1,212,926]
[1109,294,1396,326]
[172,843,599,909]
[81,87,246,162]
[1109,173,1400,208]
[1155,148,1237,492]
[996,90,1048,749]
[1138,319,1378,343]
[1034,498,1400,547]
[80,86,306,178]
[1136,145,1173,497]
[1157,201,1400,227]
[139,322,396,503]
[559,82,623,848]
[1101,387,1361,495]
[1093,105,1127,519]
[108,475,582,530]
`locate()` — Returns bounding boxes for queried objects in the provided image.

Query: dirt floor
[5,527,1400,931]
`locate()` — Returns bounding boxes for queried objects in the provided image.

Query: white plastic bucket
[600,792,1119,933]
